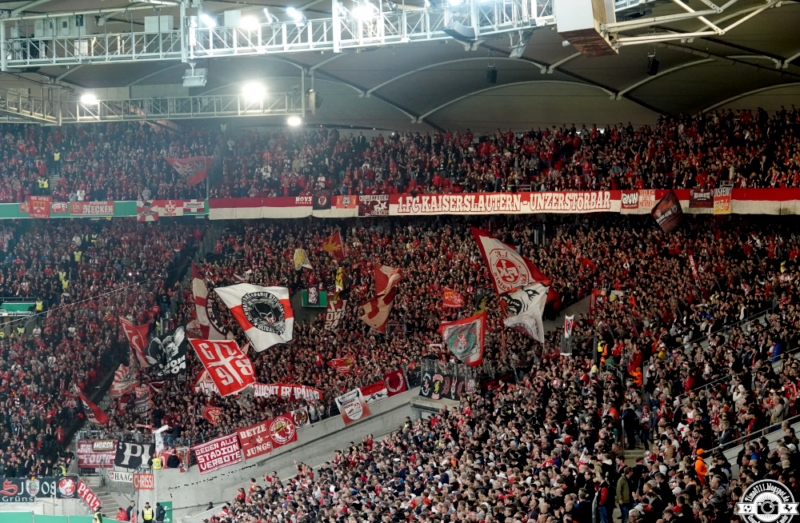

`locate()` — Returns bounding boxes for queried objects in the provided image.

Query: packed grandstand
[0,109,798,523]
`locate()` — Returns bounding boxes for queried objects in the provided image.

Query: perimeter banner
[390,191,615,215]
[192,433,243,474]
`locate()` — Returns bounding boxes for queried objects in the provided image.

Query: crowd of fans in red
[0,105,798,204]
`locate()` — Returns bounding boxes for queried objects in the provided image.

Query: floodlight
[286,7,305,21]
[242,82,266,102]
[80,93,98,105]
[448,0,463,6]
[287,116,302,126]
[240,16,259,30]
[200,14,217,27]
[263,8,279,22]
[352,2,377,20]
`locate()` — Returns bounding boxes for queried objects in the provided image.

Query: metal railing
[704,411,800,455]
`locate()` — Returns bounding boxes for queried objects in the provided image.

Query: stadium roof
[0,0,798,131]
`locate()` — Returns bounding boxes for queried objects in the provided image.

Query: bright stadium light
[448,0,463,5]
[263,8,279,22]
[200,14,217,28]
[287,116,302,126]
[80,93,99,105]
[286,7,305,21]
[242,82,266,102]
[352,2,377,20]
[240,16,259,30]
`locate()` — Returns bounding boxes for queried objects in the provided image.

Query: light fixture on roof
[240,16,260,30]
[287,116,302,126]
[448,0,463,6]
[80,93,99,105]
[263,8,279,23]
[242,82,266,102]
[352,1,378,20]
[199,13,217,28]
[286,7,305,22]
[183,63,208,87]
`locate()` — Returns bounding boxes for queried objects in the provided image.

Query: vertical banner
[29,196,51,218]
[689,254,700,283]
[713,186,732,215]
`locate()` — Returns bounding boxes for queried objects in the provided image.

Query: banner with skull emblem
[145,326,188,378]
[438,312,486,367]
[214,284,294,352]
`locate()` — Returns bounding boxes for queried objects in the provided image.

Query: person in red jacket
[116,508,130,522]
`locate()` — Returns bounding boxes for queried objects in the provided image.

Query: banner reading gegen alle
[192,433,243,474]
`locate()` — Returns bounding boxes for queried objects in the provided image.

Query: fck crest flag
[471,227,551,295]
[165,156,214,185]
[322,232,347,262]
[360,264,403,334]
[215,284,294,352]
[190,339,256,397]
[438,312,487,367]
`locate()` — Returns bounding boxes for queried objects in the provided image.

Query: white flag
[215,283,294,352]
[503,282,549,343]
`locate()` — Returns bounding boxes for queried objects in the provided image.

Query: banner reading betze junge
[192,433,243,474]
[237,414,298,461]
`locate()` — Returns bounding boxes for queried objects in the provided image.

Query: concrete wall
[148,387,419,523]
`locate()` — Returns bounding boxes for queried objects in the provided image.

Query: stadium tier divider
[0,514,126,523]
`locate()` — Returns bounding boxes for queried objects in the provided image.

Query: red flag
[327,357,354,374]
[384,369,407,396]
[360,264,403,333]
[442,288,464,308]
[359,381,389,404]
[578,257,598,271]
[109,364,136,398]
[202,404,223,425]
[470,227,551,294]
[165,156,214,185]
[77,390,109,425]
[322,232,347,262]
[119,316,150,368]
[190,339,256,396]
[29,196,51,218]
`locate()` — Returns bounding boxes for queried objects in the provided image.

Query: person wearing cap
[694,450,708,485]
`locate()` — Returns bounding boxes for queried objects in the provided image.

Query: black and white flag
[145,326,188,378]
[114,442,155,470]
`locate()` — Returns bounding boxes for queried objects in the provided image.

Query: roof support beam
[702,82,800,112]
[415,80,617,124]
[55,65,85,82]
[615,58,714,99]
[11,0,54,16]
[546,52,582,73]
[783,49,800,69]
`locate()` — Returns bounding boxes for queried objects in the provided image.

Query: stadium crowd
[0,106,798,204]
[0,219,198,476]
[192,214,800,523]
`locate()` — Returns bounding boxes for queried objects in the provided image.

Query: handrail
[703,411,800,456]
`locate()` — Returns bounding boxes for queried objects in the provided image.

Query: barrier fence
[0,515,124,523]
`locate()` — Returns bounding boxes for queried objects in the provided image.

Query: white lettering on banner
[133,474,154,490]
[77,481,101,512]
[192,433,242,474]
[393,192,612,215]
[639,190,655,209]
[295,196,312,205]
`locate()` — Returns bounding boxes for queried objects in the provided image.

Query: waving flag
[293,248,313,271]
[192,263,227,341]
[190,339,256,397]
[77,390,109,425]
[360,264,403,334]
[322,232,347,262]
[471,227,551,295]
[144,326,188,378]
[119,316,150,368]
[324,299,347,331]
[443,288,464,308]
[502,282,550,343]
[438,312,487,367]
[165,156,214,185]
[109,364,137,398]
[360,381,389,404]
[202,404,223,425]
[327,357,354,374]
[215,284,294,352]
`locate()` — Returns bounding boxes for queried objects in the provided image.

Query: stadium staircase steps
[79,476,118,512]
[48,173,61,188]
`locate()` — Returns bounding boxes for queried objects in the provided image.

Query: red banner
[334,195,359,209]
[190,339,256,397]
[322,232,347,262]
[51,202,69,214]
[621,190,638,210]
[359,194,389,217]
[77,439,115,468]
[192,433,243,474]
[442,288,464,308]
[384,369,407,396]
[237,414,297,461]
[133,474,154,490]
[689,189,713,208]
[202,404,223,425]
[77,480,101,511]
[29,196,51,218]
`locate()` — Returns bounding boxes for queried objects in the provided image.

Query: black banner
[313,189,332,210]
[145,326,188,378]
[114,442,155,470]
[651,190,683,234]
[0,476,79,502]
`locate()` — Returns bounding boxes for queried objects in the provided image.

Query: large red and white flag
[322,232,347,262]
[360,381,389,404]
[360,264,403,333]
[77,480,102,512]
[109,364,137,398]
[327,357,354,374]
[470,227,551,295]
[192,263,227,341]
[165,156,214,185]
[119,316,150,368]
[77,390,109,425]
[214,284,294,352]
[189,339,256,396]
